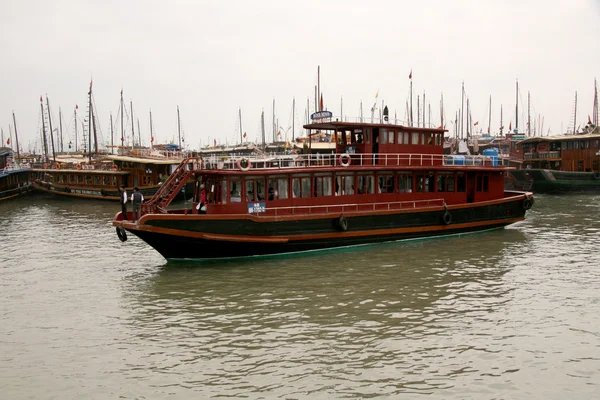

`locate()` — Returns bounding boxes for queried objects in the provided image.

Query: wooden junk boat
[112,118,534,260]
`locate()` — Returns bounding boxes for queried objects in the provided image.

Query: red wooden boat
[112,118,534,260]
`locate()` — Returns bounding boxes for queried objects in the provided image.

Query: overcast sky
[1,0,599,153]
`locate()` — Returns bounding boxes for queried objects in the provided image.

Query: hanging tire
[338,215,348,231]
[100,189,107,196]
[522,197,533,210]
[116,227,127,242]
[442,210,452,225]
[594,172,600,180]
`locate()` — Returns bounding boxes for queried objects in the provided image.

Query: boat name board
[248,202,266,214]
[311,111,333,120]
[81,165,96,170]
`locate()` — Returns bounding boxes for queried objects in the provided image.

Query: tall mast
[573,91,578,134]
[110,113,114,154]
[130,100,135,148]
[292,97,295,141]
[461,82,465,139]
[40,96,48,161]
[46,96,56,162]
[416,96,420,127]
[88,85,93,161]
[92,103,98,157]
[239,107,243,144]
[500,105,503,136]
[440,93,444,129]
[149,109,154,147]
[12,112,21,163]
[593,78,598,126]
[317,65,321,111]
[260,109,265,148]
[488,95,492,134]
[272,98,276,142]
[409,73,413,126]
[74,105,78,152]
[177,105,181,149]
[423,91,426,128]
[120,90,124,146]
[137,118,141,147]
[515,79,519,133]
[527,91,531,136]
[58,107,63,153]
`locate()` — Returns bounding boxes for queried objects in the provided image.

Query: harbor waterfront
[1,194,600,398]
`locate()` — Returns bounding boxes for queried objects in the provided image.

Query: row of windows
[53,174,118,186]
[204,171,490,204]
[350,129,443,146]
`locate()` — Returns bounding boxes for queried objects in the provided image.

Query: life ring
[238,158,251,171]
[56,163,60,170]
[116,227,127,242]
[112,164,118,172]
[338,215,348,231]
[339,153,351,167]
[522,197,533,210]
[442,210,452,225]
[76,164,82,170]
[43,163,48,169]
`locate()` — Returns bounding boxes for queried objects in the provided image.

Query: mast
[573,91,577,134]
[46,96,56,162]
[12,112,21,164]
[149,109,154,147]
[88,86,93,161]
[110,113,114,153]
[260,109,265,148]
[92,103,98,157]
[292,97,295,141]
[272,98,276,142]
[440,93,444,129]
[40,96,48,161]
[500,105,503,136]
[177,105,181,150]
[593,78,598,126]
[409,72,413,126]
[515,79,519,133]
[488,95,492,134]
[416,96,420,127]
[527,91,531,136]
[120,90,124,146]
[317,65,321,111]
[461,82,465,139]
[130,100,135,148]
[74,105,78,152]
[137,118,141,147]
[239,107,243,144]
[59,107,63,153]
[423,91,426,128]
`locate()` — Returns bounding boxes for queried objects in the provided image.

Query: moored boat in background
[0,147,32,201]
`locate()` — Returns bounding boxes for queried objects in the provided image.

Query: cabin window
[268,177,288,200]
[380,129,388,144]
[335,174,354,195]
[103,176,111,185]
[437,173,455,192]
[457,173,466,192]
[229,179,242,202]
[314,175,333,197]
[69,175,75,184]
[354,131,364,144]
[388,130,395,144]
[595,140,600,149]
[58,175,65,184]
[398,173,413,193]
[378,174,394,193]
[85,175,92,185]
[245,180,255,201]
[219,179,227,204]
[436,134,442,146]
[416,173,434,192]
[412,132,419,145]
[476,174,489,192]
[577,160,584,172]
[357,174,375,194]
[292,176,311,198]
[403,132,410,144]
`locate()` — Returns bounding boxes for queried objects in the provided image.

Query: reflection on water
[1,194,600,398]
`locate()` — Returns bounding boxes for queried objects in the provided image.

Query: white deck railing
[199,153,501,171]
[254,198,446,216]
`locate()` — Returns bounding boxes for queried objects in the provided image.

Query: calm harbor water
[1,194,600,399]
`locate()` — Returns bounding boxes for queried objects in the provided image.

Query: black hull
[510,169,600,193]
[117,195,530,260]
[0,184,34,201]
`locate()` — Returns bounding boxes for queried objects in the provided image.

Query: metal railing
[198,153,502,171]
[249,198,446,216]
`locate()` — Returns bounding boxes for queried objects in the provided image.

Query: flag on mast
[409,70,412,79]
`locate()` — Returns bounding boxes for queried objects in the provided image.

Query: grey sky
[2,0,599,152]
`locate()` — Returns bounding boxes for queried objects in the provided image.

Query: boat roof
[518,131,600,144]
[304,120,447,133]
[104,154,184,165]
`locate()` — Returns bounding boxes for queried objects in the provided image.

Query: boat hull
[115,193,530,260]
[510,169,600,193]
[32,180,194,201]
